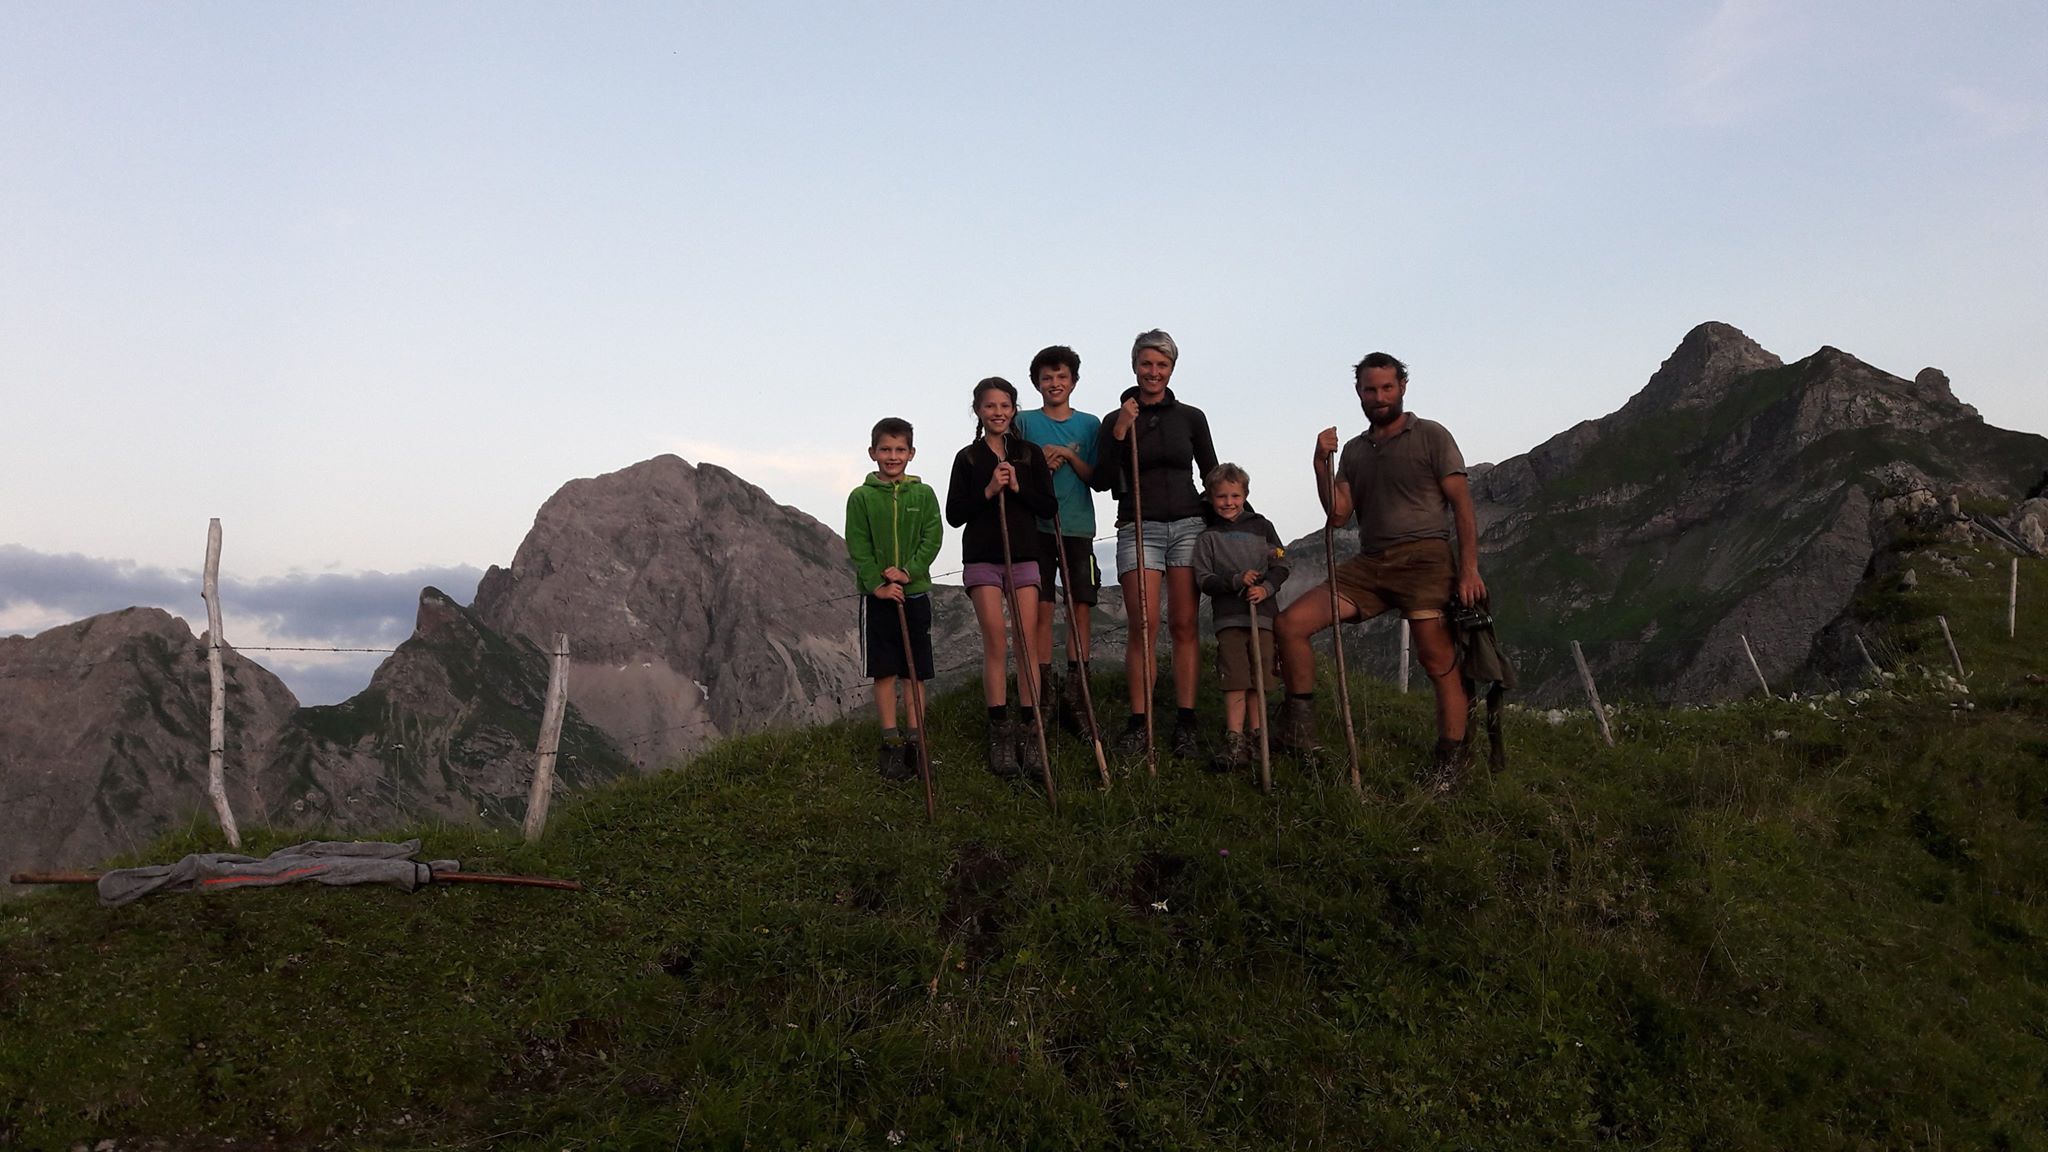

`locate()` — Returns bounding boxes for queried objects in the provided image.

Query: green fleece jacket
[845,472,943,596]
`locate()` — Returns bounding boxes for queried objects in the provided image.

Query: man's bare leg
[1412,616,1468,742]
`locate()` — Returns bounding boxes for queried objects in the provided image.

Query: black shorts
[865,593,935,680]
[1036,533,1101,606]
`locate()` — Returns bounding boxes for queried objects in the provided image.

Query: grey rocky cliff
[471,455,980,770]
[1467,324,2044,704]
[1,608,298,888]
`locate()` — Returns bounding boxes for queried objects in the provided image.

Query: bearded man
[1273,351,1486,788]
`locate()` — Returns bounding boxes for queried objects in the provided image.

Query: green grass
[4,555,2047,1149]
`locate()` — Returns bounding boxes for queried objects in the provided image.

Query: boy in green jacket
[845,417,944,779]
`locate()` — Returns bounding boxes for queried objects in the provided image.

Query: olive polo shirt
[1337,415,1466,555]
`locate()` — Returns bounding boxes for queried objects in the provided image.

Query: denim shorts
[1115,515,1204,575]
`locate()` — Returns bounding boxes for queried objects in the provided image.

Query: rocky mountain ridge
[1282,323,2044,701]
[2,456,987,882]
[1452,323,2038,702]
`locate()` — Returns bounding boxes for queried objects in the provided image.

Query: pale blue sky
[4,2,2045,699]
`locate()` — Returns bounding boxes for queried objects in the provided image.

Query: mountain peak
[1630,322,1783,413]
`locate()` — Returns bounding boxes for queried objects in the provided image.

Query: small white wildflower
[887,1130,905,1146]
[1149,900,1169,913]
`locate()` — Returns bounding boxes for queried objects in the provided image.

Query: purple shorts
[963,561,1041,591]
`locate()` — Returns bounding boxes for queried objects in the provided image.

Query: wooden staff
[893,600,937,820]
[1324,451,1363,795]
[1246,589,1274,795]
[998,486,1058,811]
[1050,507,1112,790]
[1128,420,1158,775]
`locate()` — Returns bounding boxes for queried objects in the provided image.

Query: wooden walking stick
[1128,419,1158,775]
[1246,590,1274,795]
[1050,507,1112,790]
[998,487,1058,811]
[893,600,938,820]
[1324,450,1363,796]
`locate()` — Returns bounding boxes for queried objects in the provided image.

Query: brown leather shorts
[1332,538,1455,621]
[1214,625,1281,692]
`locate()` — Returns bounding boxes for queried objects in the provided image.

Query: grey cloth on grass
[96,839,460,908]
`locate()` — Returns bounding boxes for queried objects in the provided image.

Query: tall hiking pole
[1128,417,1158,775]
[1246,591,1274,795]
[893,600,937,821]
[1324,449,1363,796]
[999,485,1059,811]
[1051,506,1113,790]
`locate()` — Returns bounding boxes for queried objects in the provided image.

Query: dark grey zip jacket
[1094,386,1219,525]
[1191,506,1290,631]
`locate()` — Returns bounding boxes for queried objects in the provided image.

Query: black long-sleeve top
[945,435,1057,564]
[1093,385,1220,525]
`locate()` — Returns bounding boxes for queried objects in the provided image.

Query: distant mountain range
[5,322,2044,883]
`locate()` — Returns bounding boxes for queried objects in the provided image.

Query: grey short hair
[1132,328,1179,365]
[1204,462,1250,491]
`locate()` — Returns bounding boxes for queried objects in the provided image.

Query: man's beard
[1366,401,1404,428]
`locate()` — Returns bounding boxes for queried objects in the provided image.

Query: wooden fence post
[2011,558,2020,640]
[1570,641,1616,748]
[200,519,241,848]
[1397,620,1410,694]
[1936,615,1966,680]
[522,633,570,842]
[1740,634,1771,699]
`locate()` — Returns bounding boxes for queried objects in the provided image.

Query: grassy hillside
[4,546,2045,1150]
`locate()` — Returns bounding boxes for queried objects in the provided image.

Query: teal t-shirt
[1015,408,1100,537]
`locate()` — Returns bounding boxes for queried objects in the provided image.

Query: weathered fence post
[1937,615,1966,680]
[522,633,570,842]
[1397,619,1410,694]
[2011,558,2019,640]
[1740,633,1772,699]
[200,519,241,848]
[1570,641,1616,748]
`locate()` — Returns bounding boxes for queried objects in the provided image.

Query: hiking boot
[1170,717,1201,761]
[1113,717,1151,760]
[1422,737,1473,796]
[877,740,915,782]
[1207,730,1250,774]
[1057,673,1088,737]
[986,724,1021,780]
[1273,697,1323,762]
[1017,721,1047,779]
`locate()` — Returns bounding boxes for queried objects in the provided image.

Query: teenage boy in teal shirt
[1014,345,1102,734]
[845,417,943,779]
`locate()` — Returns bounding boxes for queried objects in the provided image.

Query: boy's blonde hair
[1204,462,1250,492]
